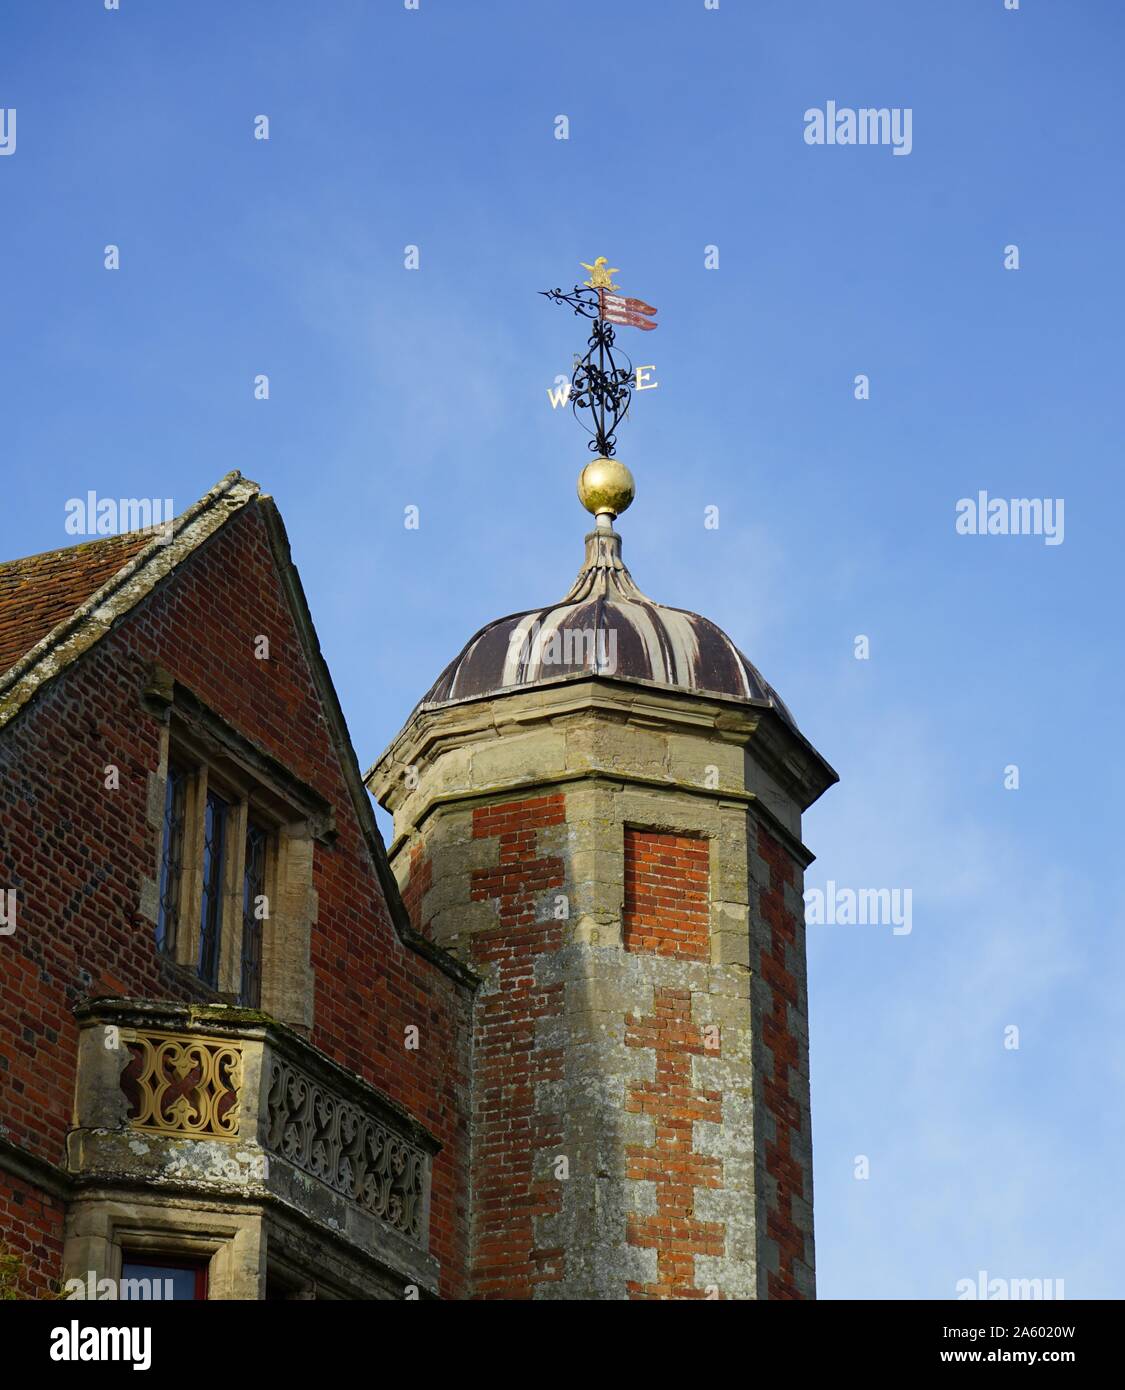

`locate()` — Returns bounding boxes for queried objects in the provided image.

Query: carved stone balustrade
[69,999,440,1295]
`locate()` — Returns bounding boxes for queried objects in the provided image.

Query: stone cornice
[0,1132,74,1201]
[369,675,837,821]
[384,766,818,870]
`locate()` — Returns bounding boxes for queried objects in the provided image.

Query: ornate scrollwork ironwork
[264,1056,427,1245]
[541,285,636,457]
[540,285,601,320]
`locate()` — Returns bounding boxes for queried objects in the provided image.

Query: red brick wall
[756,821,811,1299]
[468,794,566,1298]
[0,1170,65,1298]
[624,986,724,1298]
[623,828,710,960]
[402,844,433,938]
[0,502,471,1297]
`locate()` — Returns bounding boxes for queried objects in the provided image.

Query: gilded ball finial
[578,456,635,521]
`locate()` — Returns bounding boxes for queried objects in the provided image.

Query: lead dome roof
[419,527,798,729]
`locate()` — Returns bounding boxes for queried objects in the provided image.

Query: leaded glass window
[156,765,187,956]
[240,822,267,1007]
[197,789,228,987]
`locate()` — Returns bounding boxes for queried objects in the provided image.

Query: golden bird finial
[581,256,620,290]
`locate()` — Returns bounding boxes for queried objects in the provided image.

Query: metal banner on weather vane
[599,290,658,331]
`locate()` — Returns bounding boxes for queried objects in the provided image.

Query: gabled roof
[0,471,475,989]
[0,472,259,731]
[0,530,153,675]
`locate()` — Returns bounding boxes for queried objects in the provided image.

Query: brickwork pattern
[402,843,433,939]
[623,829,710,960]
[624,985,725,1298]
[469,794,566,1297]
[0,1169,65,1298]
[756,821,813,1299]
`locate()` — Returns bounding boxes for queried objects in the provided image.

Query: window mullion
[219,798,249,998]
[255,833,277,1012]
[176,766,208,971]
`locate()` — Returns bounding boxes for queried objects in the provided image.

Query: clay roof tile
[0,529,154,674]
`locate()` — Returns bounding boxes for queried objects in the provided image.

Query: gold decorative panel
[120,1029,242,1139]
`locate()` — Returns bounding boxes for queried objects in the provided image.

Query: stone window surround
[141,669,335,1033]
[63,1190,440,1301]
[62,1190,423,1301]
[63,1194,263,1301]
[61,1189,408,1295]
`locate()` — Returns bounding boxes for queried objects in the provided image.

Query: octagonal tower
[367,503,836,1300]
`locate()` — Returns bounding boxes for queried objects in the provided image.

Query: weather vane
[540,258,658,526]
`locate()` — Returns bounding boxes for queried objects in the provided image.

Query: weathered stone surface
[367,675,831,1299]
[65,1000,442,1297]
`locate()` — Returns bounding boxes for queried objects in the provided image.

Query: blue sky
[2,0,1122,1298]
